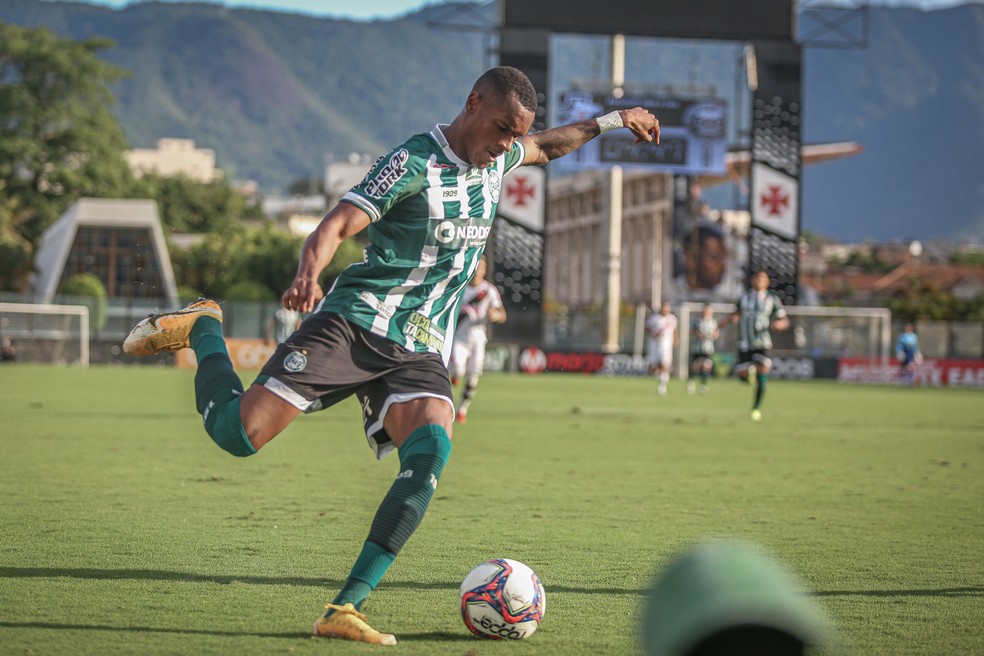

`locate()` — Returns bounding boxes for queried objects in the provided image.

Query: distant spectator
[1,336,15,362]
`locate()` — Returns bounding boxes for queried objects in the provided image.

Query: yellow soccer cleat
[313,603,397,646]
[122,298,223,356]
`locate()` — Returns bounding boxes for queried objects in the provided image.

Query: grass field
[0,365,981,655]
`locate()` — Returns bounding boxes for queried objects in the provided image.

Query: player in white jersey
[450,256,505,424]
[123,66,660,645]
[647,301,678,396]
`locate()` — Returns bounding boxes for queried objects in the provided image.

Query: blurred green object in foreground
[643,540,831,656]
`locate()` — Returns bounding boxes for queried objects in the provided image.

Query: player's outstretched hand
[282,277,324,313]
[621,107,660,144]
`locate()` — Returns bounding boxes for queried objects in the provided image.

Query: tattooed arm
[519,106,660,166]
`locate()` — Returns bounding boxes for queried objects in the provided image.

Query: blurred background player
[647,301,678,396]
[450,256,506,424]
[1,336,15,362]
[265,306,301,346]
[729,271,789,420]
[895,322,921,383]
[688,304,720,395]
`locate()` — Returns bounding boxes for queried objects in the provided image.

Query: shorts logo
[283,351,307,372]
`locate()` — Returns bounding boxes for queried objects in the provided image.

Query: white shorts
[450,326,488,380]
[647,338,673,368]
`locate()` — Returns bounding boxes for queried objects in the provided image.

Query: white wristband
[596,111,623,133]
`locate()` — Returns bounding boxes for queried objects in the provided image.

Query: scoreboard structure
[495,0,803,337]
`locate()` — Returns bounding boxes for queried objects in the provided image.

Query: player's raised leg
[122,299,291,456]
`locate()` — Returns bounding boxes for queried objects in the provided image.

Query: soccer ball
[459,558,546,640]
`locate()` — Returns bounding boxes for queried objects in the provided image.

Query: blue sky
[57,0,983,21]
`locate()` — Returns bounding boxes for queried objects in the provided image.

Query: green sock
[331,542,395,611]
[190,317,254,457]
[332,425,452,611]
[700,370,709,385]
[190,316,226,365]
[754,371,768,409]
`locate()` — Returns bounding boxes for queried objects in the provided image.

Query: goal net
[0,303,90,367]
[676,302,891,380]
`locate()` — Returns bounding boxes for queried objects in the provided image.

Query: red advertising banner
[838,357,984,388]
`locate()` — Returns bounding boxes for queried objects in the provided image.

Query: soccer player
[646,301,678,396]
[264,306,301,345]
[449,256,505,424]
[122,66,659,645]
[688,303,720,395]
[729,270,789,421]
[895,322,921,383]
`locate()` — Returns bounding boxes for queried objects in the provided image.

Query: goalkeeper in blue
[895,322,921,383]
[123,66,660,645]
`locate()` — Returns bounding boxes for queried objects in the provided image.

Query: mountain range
[1,0,982,242]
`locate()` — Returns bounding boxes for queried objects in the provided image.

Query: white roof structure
[31,198,179,306]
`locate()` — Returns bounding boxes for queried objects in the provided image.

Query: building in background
[30,198,179,305]
[545,169,673,312]
[125,138,221,182]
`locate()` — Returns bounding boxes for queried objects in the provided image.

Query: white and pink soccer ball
[459,558,546,640]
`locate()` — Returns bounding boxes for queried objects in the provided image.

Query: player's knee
[204,393,257,457]
[400,424,452,465]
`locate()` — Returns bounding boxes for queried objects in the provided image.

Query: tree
[130,173,255,234]
[170,222,365,300]
[0,180,33,291]
[0,22,134,251]
[59,272,108,330]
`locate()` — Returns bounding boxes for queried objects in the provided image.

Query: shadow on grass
[0,620,306,640]
[0,566,646,595]
[0,566,345,589]
[0,621,482,644]
[813,587,983,598]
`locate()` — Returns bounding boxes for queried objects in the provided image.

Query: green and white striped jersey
[319,124,526,365]
[735,289,786,351]
[692,316,719,356]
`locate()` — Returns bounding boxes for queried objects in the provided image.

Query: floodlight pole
[601,34,625,353]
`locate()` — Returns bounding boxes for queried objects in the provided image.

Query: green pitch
[0,365,981,655]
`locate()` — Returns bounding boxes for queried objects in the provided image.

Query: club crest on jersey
[364,149,410,198]
[486,169,501,203]
[283,351,307,372]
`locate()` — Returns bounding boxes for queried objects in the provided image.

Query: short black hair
[474,66,537,113]
[682,222,724,252]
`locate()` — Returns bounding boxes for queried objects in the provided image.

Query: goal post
[0,302,90,367]
[676,302,891,380]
